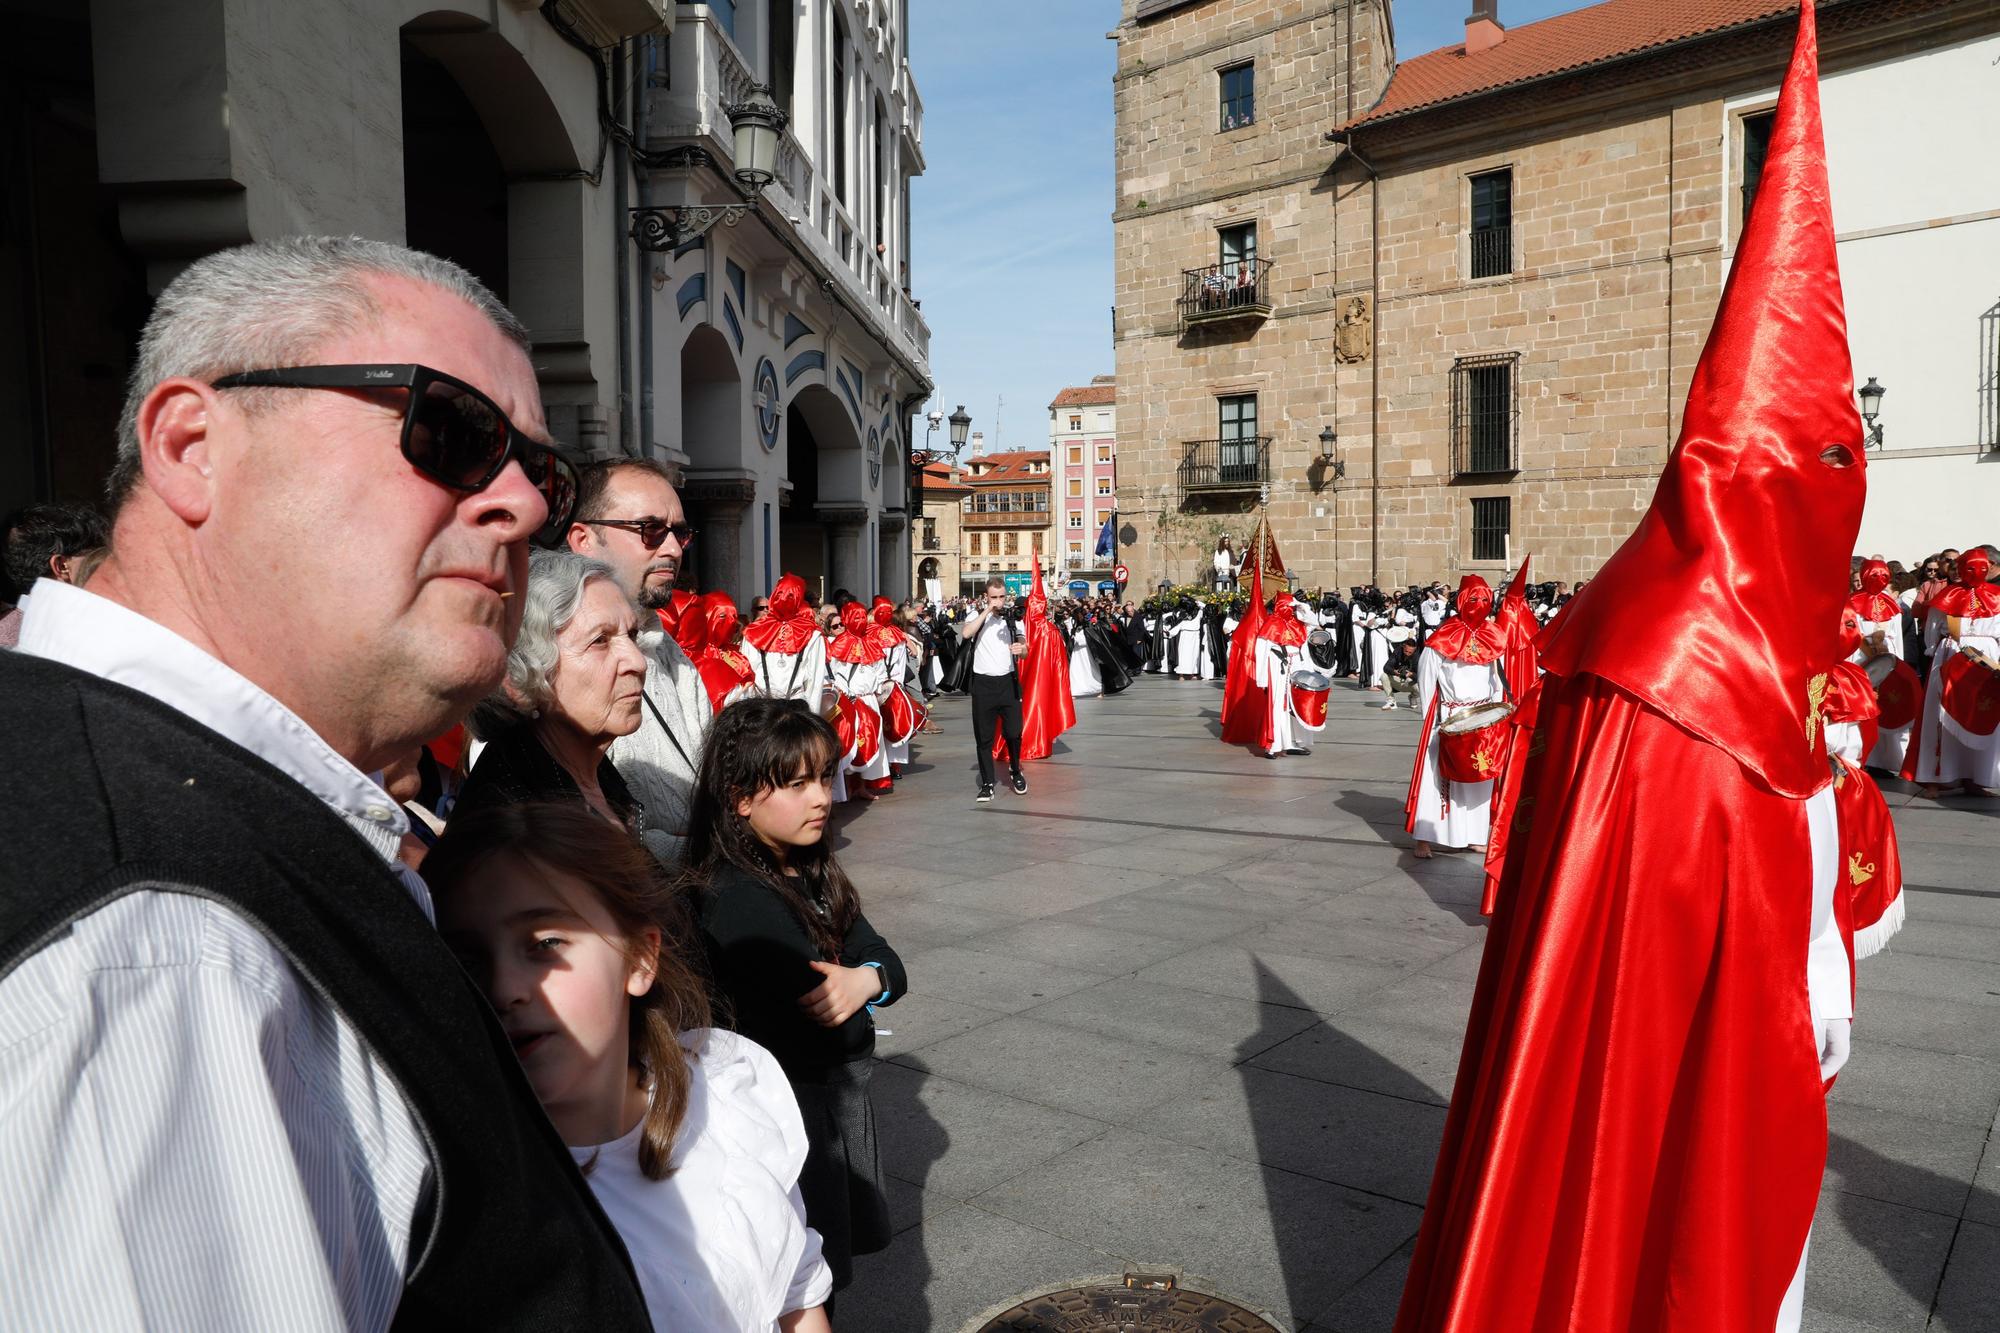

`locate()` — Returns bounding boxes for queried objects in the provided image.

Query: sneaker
[976,784,994,803]
[1011,771,1028,795]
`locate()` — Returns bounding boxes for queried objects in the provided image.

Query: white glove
[1818,1017,1852,1081]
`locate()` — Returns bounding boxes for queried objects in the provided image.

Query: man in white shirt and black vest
[960,575,1028,802]
[0,238,648,1330]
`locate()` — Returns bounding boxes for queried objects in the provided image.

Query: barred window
[1469,168,1513,279]
[1451,353,1520,475]
[1472,497,1511,563]
[1740,111,1776,234]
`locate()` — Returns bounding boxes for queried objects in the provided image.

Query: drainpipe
[636,34,657,463]
[1325,127,1381,588]
[613,39,633,456]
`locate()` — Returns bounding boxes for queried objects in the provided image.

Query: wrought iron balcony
[1468,225,1512,279]
[1177,258,1272,331]
[1177,436,1271,504]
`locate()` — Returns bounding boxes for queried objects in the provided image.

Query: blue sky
[908,0,1592,457]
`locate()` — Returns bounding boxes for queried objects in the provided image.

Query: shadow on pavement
[1333,788,1485,928]
[1828,1132,1993,1320]
[1245,960,1439,1328]
[838,1063,947,1331]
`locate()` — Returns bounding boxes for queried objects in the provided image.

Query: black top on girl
[684,698,906,1291]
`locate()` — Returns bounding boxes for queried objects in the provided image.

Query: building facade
[911,458,969,600]
[3,0,932,606]
[1050,377,1119,591]
[1111,0,2000,594]
[959,445,1052,594]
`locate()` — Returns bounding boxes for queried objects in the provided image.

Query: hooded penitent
[691,592,756,714]
[828,601,884,664]
[869,595,905,654]
[1931,546,1998,617]
[742,573,821,654]
[1220,528,1272,745]
[1847,557,1899,625]
[656,588,698,640]
[1396,5,1870,1329]
[1421,575,1506,665]
[997,555,1075,762]
[1256,592,1309,648]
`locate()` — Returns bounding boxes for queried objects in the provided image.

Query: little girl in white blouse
[425,802,833,1333]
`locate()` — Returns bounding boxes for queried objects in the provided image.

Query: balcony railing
[1177,436,1271,504]
[1469,225,1512,279]
[1177,258,1272,330]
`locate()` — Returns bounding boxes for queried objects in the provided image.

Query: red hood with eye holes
[1535,0,1864,798]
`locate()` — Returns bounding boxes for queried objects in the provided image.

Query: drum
[1939,646,2000,739]
[1864,653,1921,731]
[1438,700,1515,784]
[882,684,916,744]
[1384,625,1415,644]
[1306,628,1336,671]
[1288,669,1331,731]
[831,693,883,767]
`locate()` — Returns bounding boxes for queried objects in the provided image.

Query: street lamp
[948,404,972,452]
[1315,423,1346,482]
[629,85,788,251]
[1858,376,1886,449]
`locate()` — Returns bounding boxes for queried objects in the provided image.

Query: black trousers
[970,671,1022,786]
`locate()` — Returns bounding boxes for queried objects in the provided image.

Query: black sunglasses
[576,517,696,551]
[209,363,578,541]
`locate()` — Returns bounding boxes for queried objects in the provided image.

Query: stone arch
[679,323,741,472]
[397,10,604,448]
[789,383,865,504]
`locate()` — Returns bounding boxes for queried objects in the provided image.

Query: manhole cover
[973,1273,1279,1332]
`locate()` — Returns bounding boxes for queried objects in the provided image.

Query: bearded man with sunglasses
[566,457,713,863]
[0,238,649,1330]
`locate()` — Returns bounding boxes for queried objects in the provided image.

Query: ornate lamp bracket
[628,204,754,252]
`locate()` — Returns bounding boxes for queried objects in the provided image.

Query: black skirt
[791,1058,891,1291]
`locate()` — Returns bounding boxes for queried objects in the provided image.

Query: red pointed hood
[1536,0,1865,798]
[1932,545,1999,616]
[868,594,904,649]
[1259,592,1308,647]
[1428,576,1508,664]
[1025,555,1049,620]
[1848,558,1899,623]
[742,572,822,654]
[828,601,884,664]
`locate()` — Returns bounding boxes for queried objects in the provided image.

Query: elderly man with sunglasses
[565,458,713,864]
[0,238,648,1330]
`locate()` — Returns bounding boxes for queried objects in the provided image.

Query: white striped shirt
[2,580,432,1330]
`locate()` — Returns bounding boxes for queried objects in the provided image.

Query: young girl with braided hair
[425,802,834,1332]
[684,697,907,1297]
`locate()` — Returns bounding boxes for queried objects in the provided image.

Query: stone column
[876,510,909,601]
[816,505,871,597]
[684,471,758,604]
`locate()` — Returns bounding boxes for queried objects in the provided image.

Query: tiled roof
[1050,383,1116,408]
[964,450,1050,484]
[1342,0,1794,128]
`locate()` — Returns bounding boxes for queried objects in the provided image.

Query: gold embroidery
[1805,672,1829,752]
[1848,852,1876,887]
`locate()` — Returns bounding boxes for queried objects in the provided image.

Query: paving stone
[840,1203,1128,1333]
[976,1128,1422,1332]
[1803,1188,1955,1327]
[871,991,1010,1057]
[898,945,1114,1015]
[1856,948,2000,1010]
[1825,1103,1984,1219]
[895,1014,1229,1124]
[1829,1041,2000,1129]
[862,896,1026,953]
[1247,976,1473,1105]
[1131,943,1407,1015]
[1024,976,1324,1063]
[1132,1065,1448,1207]
[1932,1219,2000,1333]
[871,1060,1109,1202]
[958,917,1202,976]
[1040,887,1272,944]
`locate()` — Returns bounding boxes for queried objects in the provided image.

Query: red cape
[996,602,1075,762]
[1220,560,1268,747]
[694,648,756,714]
[743,574,822,654]
[1846,590,1899,623]
[1395,676,1828,1332]
[1930,580,2000,617]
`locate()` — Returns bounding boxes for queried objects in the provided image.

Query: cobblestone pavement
[833,674,2000,1333]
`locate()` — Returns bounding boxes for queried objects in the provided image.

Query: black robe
[1324,598,1355,678]
[1085,618,1134,695]
[1204,604,1229,678]
[1148,611,1173,672]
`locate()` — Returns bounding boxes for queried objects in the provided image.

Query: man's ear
[135,378,222,524]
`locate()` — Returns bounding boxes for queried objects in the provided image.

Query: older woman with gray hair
[455,548,649,831]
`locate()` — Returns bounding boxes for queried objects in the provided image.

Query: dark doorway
[399,39,508,303]
[1,3,147,516]
[782,399,826,592]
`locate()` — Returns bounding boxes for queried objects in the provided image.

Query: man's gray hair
[110,235,530,507]
[467,549,625,740]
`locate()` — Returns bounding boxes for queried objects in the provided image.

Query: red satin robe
[1394,674,1828,1332]
[998,604,1075,763]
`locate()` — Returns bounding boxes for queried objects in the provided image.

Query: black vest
[0,651,652,1331]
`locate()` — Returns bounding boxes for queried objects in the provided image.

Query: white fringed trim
[1852,890,1907,962]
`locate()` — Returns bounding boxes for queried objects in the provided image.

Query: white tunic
[828,656,892,783]
[745,635,828,705]
[1912,605,2000,787]
[1253,638,1316,756]
[573,1029,833,1332]
[1171,614,1204,676]
[1353,606,1391,687]
[1409,646,1505,848]
[1068,624,1103,699]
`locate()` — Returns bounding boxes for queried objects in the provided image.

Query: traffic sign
[1113,564,1130,585]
